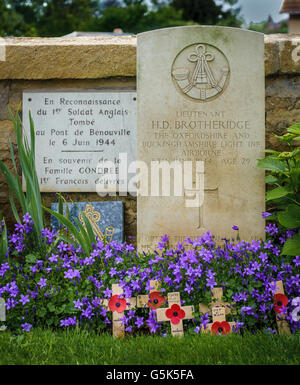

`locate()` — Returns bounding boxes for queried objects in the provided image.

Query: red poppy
[108,295,126,313]
[166,304,185,324]
[274,293,288,313]
[148,291,165,309]
[211,321,231,335]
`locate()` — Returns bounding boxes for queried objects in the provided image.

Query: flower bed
[0,214,299,336]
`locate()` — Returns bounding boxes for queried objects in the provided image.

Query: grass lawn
[0,328,299,365]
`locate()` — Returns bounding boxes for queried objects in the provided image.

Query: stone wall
[0,33,299,240]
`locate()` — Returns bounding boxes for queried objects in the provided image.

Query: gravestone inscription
[137,26,265,251]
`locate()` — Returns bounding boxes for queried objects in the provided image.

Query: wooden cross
[273,280,290,335]
[156,292,194,337]
[199,287,236,316]
[0,298,5,322]
[102,284,136,338]
[201,305,236,335]
[136,280,165,309]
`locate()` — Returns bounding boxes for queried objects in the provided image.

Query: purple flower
[81,305,93,319]
[73,299,83,309]
[135,317,144,328]
[200,312,210,330]
[103,287,112,298]
[130,280,140,291]
[184,283,193,294]
[158,234,169,250]
[293,256,300,267]
[146,310,159,333]
[232,225,239,231]
[206,269,217,289]
[232,321,244,333]
[0,263,9,277]
[41,228,57,244]
[262,212,272,218]
[19,294,30,306]
[241,306,255,316]
[109,267,117,277]
[21,323,32,332]
[232,292,248,302]
[259,252,268,263]
[37,278,47,288]
[64,269,81,280]
[49,254,59,263]
[60,317,77,327]
[265,224,278,236]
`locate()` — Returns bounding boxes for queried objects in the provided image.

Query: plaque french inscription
[137,26,265,251]
[22,91,137,192]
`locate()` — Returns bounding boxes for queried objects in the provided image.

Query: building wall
[0,34,299,241]
[289,15,300,33]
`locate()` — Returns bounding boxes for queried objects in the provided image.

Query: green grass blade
[9,192,21,224]
[73,217,92,251]
[0,219,8,262]
[43,206,89,255]
[79,211,97,246]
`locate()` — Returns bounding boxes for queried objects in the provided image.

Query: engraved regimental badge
[171,43,230,102]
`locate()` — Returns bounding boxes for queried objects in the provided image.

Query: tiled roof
[281,0,300,14]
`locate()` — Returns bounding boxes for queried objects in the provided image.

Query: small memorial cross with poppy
[156,292,194,337]
[199,287,236,317]
[102,284,136,338]
[137,280,165,310]
[272,280,290,335]
[202,305,236,335]
[0,298,5,322]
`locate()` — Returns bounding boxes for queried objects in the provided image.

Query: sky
[236,0,288,24]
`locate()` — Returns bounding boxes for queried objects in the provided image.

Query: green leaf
[266,186,291,201]
[78,209,96,246]
[265,175,278,184]
[264,149,280,154]
[278,204,300,228]
[43,206,89,256]
[37,307,47,317]
[290,168,300,186]
[287,122,300,135]
[47,303,56,313]
[25,254,37,264]
[281,232,300,256]
[0,220,8,262]
[257,157,287,173]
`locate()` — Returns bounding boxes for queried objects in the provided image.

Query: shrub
[257,122,300,256]
[0,214,299,336]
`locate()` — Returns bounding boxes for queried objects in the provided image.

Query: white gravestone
[137,26,265,251]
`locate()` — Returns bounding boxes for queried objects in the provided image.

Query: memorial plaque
[22,91,137,192]
[137,26,265,251]
[51,201,124,243]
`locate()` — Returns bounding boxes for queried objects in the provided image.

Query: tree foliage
[171,0,242,27]
[0,0,244,37]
